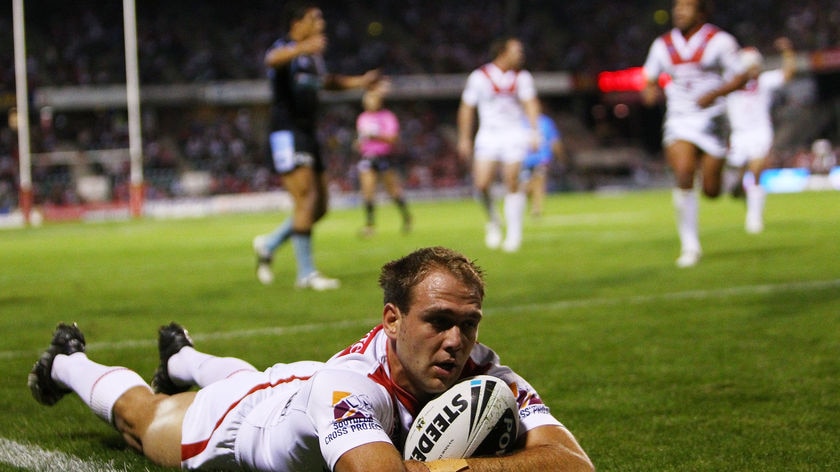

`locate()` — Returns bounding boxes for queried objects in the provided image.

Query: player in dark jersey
[253,2,381,290]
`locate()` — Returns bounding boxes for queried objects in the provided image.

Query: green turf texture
[1,189,838,471]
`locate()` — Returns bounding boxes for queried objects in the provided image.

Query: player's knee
[702,184,721,198]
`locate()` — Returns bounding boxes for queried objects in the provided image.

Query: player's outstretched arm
[264,34,327,68]
[333,425,593,472]
[776,37,797,82]
[335,441,411,472]
[326,69,382,91]
[441,424,593,472]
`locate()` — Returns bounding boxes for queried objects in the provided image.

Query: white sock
[746,185,766,223]
[52,352,150,425]
[672,188,700,254]
[167,346,258,388]
[503,192,526,245]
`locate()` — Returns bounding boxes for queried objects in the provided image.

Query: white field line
[4,278,839,362]
[534,211,650,227]
[2,318,375,361]
[0,438,123,472]
[494,278,840,314]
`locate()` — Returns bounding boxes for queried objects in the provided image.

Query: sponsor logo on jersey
[332,391,374,421]
[517,389,551,418]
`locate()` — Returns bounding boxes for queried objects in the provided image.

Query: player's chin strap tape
[426,458,470,472]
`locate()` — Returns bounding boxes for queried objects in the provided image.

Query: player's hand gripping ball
[403,375,519,461]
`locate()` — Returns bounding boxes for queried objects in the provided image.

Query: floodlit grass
[1,189,838,471]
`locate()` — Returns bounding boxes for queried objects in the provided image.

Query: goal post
[12,0,32,225]
[123,0,144,218]
[11,0,145,224]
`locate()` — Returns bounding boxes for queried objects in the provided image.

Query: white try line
[0,438,120,472]
[493,278,840,314]
[4,278,838,361]
[1,318,376,361]
[535,211,651,227]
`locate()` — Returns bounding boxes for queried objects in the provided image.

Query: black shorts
[267,128,325,175]
[357,155,396,174]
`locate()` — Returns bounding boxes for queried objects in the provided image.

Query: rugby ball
[403,375,519,461]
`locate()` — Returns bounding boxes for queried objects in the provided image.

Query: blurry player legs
[473,127,528,251]
[728,129,771,233]
[663,111,727,196]
[662,111,727,266]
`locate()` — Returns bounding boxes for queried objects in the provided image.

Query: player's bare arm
[640,81,662,107]
[432,425,592,472]
[264,33,327,68]
[776,37,797,82]
[404,424,593,472]
[325,69,382,91]
[523,97,542,151]
[456,102,476,160]
[697,73,749,108]
[335,441,410,472]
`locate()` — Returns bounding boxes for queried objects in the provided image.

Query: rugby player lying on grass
[29,246,593,472]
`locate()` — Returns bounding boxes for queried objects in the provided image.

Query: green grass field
[1,189,838,471]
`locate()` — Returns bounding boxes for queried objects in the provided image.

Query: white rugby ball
[403,375,519,461]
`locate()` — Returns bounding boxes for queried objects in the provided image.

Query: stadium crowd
[0,0,838,207]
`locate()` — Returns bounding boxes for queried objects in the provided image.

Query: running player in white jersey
[458,37,541,253]
[726,38,797,234]
[28,247,594,472]
[641,0,749,267]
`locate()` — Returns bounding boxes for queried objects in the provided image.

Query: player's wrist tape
[427,458,470,472]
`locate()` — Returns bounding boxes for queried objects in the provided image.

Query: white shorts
[473,127,528,164]
[727,129,773,167]
[663,110,727,158]
[180,361,325,470]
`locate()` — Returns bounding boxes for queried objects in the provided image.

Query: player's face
[505,39,525,70]
[387,269,483,402]
[362,92,382,111]
[298,7,326,37]
[672,0,703,32]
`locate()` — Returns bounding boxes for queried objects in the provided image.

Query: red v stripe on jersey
[662,24,719,65]
[480,65,518,94]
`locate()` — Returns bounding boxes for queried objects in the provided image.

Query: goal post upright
[12,0,33,225]
[123,0,144,218]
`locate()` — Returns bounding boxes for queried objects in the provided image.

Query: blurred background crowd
[0,0,838,209]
